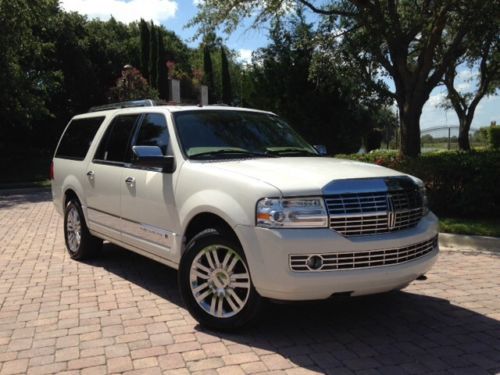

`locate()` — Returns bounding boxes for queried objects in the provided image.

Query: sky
[59,0,499,131]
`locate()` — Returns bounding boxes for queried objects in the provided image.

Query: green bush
[488,126,500,149]
[336,150,500,219]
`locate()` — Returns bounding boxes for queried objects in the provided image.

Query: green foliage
[336,150,500,219]
[203,45,216,103]
[243,14,396,154]
[488,126,500,149]
[149,23,159,89]
[439,218,500,238]
[221,47,232,104]
[157,35,169,99]
[139,19,150,79]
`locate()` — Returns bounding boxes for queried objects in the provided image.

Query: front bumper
[235,212,439,301]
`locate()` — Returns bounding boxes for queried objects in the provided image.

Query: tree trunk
[458,117,472,151]
[398,101,423,157]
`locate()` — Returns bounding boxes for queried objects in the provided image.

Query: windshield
[173,110,318,159]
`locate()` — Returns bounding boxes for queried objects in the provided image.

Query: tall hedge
[488,126,500,149]
[336,150,500,219]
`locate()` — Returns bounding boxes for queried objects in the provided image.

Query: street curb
[439,232,500,254]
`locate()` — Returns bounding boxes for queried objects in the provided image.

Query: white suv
[51,100,439,329]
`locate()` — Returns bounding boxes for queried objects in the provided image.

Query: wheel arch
[182,212,240,253]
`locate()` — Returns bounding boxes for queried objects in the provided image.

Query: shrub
[488,126,500,149]
[335,150,500,219]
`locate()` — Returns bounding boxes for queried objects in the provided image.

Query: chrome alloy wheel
[189,245,251,318]
[66,206,82,253]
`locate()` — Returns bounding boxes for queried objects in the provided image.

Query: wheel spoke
[195,288,212,303]
[205,249,216,269]
[210,295,217,315]
[194,262,211,274]
[231,273,249,281]
[227,256,239,272]
[192,281,210,294]
[227,289,244,311]
[225,293,239,313]
[212,248,221,267]
[193,271,210,280]
[216,296,224,317]
[221,251,233,269]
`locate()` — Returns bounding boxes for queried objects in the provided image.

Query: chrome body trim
[87,207,174,249]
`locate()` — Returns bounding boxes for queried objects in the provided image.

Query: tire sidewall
[179,230,261,330]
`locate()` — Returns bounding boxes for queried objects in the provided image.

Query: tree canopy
[190,0,498,156]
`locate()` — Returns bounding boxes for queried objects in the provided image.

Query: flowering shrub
[108,67,159,102]
[336,150,500,218]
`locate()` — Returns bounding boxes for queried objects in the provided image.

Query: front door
[120,113,178,261]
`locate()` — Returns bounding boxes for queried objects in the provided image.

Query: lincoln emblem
[386,194,397,230]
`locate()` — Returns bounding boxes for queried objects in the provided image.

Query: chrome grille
[289,236,437,272]
[325,189,423,236]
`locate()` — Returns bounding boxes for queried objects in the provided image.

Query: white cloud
[426,92,447,108]
[238,49,253,64]
[60,0,178,24]
[193,0,204,5]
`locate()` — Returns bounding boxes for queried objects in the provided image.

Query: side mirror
[132,146,176,173]
[313,144,328,156]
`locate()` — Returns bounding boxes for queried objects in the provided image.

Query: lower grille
[289,236,438,272]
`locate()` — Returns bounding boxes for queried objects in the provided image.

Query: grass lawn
[440,217,500,238]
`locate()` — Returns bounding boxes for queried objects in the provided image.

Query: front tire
[64,200,102,260]
[179,229,262,330]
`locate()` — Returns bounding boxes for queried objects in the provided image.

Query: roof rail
[88,99,158,113]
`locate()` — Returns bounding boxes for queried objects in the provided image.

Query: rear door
[120,113,178,261]
[84,114,140,241]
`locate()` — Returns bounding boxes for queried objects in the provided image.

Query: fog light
[306,255,323,270]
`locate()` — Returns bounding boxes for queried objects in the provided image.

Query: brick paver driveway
[0,191,499,375]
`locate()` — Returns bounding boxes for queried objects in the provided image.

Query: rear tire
[179,229,262,330]
[64,200,102,260]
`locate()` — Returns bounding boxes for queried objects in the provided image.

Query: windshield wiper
[190,149,276,159]
[266,148,319,156]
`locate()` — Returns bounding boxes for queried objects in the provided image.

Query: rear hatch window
[55,117,105,160]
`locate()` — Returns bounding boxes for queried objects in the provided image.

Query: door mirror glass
[313,144,328,155]
[132,146,176,173]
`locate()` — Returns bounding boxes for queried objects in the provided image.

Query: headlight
[256,197,328,228]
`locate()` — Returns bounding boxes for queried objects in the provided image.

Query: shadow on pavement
[0,190,51,209]
[88,243,500,374]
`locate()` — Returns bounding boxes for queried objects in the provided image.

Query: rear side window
[94,115,139,163]
[55,117,104,160]
[135,114,170,155]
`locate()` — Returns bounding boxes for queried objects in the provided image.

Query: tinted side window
[55,117,104,160]
[135,114,170,155]
[94,115,138,163]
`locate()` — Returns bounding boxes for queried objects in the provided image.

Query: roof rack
[88,99,158,113]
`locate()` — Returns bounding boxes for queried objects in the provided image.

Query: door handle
[86,170,95,180]
[125,176,136,186]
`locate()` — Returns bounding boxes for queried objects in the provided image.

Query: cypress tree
[221,46,232,105]
[139,19,150,81]
[203,44,215,104]
[157,33,169,100]
[149,23,159,89]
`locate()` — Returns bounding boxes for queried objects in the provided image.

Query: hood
[206,157,406,196]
